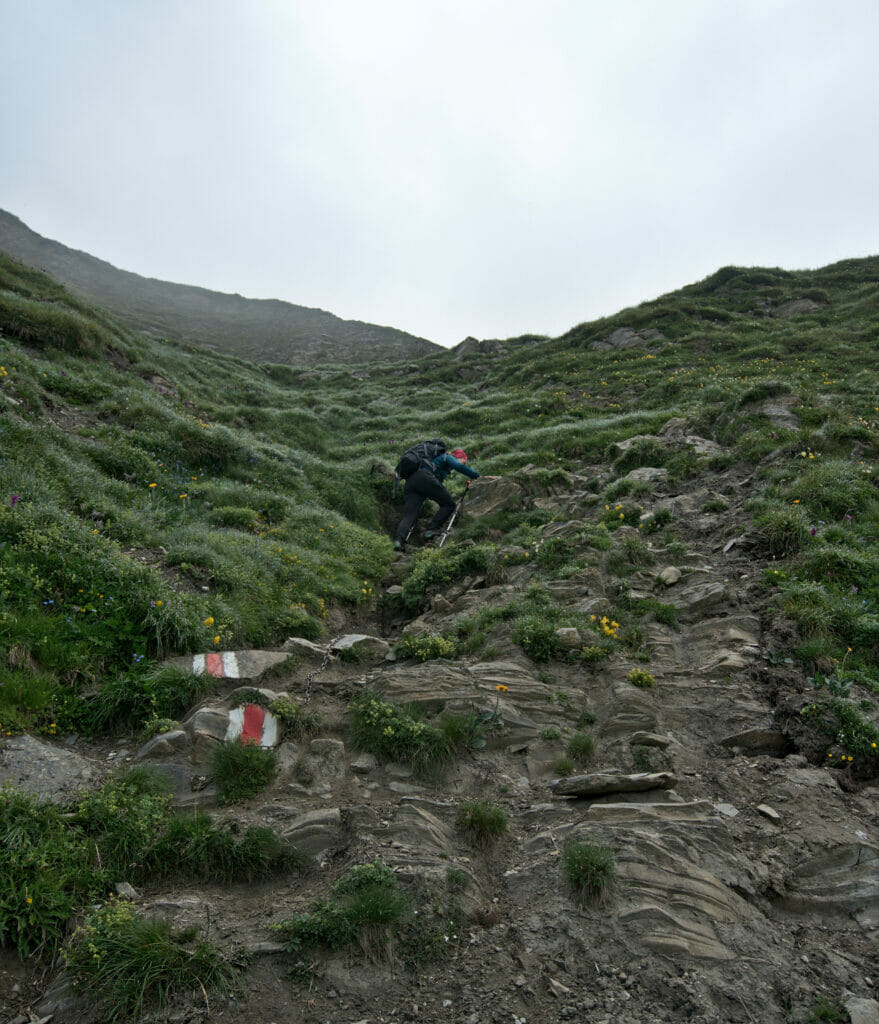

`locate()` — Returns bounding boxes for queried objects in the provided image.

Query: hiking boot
[393,539,403,551]
[424,531,435,540]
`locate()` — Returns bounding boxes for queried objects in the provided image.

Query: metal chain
[302,641,334,706]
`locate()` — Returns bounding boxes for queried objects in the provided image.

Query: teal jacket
[430,453,480,484]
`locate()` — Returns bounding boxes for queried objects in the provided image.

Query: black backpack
[395,439,447,481]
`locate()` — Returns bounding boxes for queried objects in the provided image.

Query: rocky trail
[2,426,878,1024]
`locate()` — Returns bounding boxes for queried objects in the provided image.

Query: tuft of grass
[554,755,575,776]
[211,741,278,804]
[752,499,811,556]
[63,898,236,1023]
[274,861,411,957]
[567,731,596,764]
[456,798,509,846]
[440,708,491,751]
[562,840,616,904]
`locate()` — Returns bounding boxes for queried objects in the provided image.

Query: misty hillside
[0,209,441,365]
[1,251,878,1024]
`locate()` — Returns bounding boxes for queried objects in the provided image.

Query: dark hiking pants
[394,468,456,543]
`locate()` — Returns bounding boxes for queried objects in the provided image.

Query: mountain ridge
[0,208,441,365]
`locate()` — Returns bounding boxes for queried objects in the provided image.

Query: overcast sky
[3,1,879,347]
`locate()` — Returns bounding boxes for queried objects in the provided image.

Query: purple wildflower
[10,494,19,507]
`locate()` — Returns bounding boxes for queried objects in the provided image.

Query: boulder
[281,807,344,860]
[461,477,524,517]
[136,729,190,760]
[554,627,581,650]
[164,649,291,681]
[780,843,879,927]
[282,636,332,661]
[330,634,391,661]
[625,467,668,484]
[590,327,664,351]
[0,734,102,803]
[550,770,677,798]
[772,298,822,317]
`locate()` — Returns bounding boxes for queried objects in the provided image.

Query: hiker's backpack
[394,439,447,482]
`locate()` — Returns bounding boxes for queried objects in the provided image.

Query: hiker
[393,446,490,550]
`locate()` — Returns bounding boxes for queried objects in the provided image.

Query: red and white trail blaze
[225,703,279,747]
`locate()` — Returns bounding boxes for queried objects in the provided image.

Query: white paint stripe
[261,712,278,747]
[222,651,240,678]
[192,654,206,676]
[225,706,244,742]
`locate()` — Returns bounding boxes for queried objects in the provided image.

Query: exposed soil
[5,455,879,1024]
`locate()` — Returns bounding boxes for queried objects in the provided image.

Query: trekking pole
[437,483,469,548]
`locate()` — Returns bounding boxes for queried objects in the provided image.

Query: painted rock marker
[225,703,278,748]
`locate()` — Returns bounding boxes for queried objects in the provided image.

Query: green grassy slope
[0,251,877,740]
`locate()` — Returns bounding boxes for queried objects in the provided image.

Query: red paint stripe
[241,703,265,745]
[205,652,225,677]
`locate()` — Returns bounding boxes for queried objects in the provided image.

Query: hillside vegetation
[1,248,878,1023]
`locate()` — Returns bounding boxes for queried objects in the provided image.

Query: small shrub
[64,899,236,1022]
[628,667,656,688]
[568,731,596,763]
[269,696,323,739]
[535,536,574,571]
[601,502,644,530]
[400,543,494,609]
[139,716,179,741]
[578,709,597,727]
[580,644,613,663]
[554,756,575,776]
[562,840,616,904]
[456,798,509,845]
[540,727,562,741]
[513,614,562,661]
[395,633,458,662]
[620,534,655,566]
[642,507,673,533]
[446,866,469,889]
[211,741,277,803]
[349,693,451,777]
